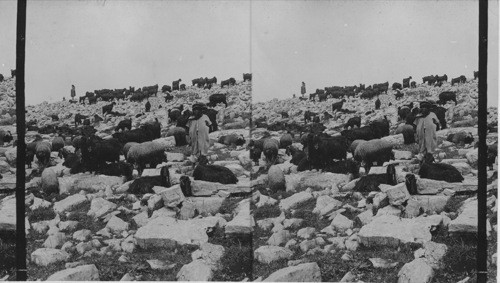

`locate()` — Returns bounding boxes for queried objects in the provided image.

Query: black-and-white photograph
[1,0,252,281]
[0,0,498,282]
[250,1,498,282]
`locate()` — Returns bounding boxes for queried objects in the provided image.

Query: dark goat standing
[331,99,346,112]
[102,102,116,115]
[115,118,132,132]
[208,93,228,108]
[344,117,361,130]
[307,134,348,171]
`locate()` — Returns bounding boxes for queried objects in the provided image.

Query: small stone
[73,229,92,241]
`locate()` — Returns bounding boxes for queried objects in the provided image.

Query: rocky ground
[0,75,497,282]
[0,78,255,281]
[250,79,498,282]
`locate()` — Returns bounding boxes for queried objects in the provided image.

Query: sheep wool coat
[188,114,212,156]
[414,112,439,154]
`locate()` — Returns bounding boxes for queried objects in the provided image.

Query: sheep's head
[179,175,192,197]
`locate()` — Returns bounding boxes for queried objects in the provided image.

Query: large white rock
[263,262,321,282]
[380,183,410,206]
[404,196,451,218]
[465,148,478,167]
[53,194,88,214]
[0,195,16,231]
[106,216,130,234]
[331,214,353,232]
[299,172,350,190]
[451,162,472,175]
[135,216,225,248]
[176,260,213,281]
[449,198,491,235]
[414,241,448,270]
[31,248,70,266]
[4,147,16,166]
[279,191,314,211]
[72,176,124,193]
[225,209,254,234]
[87,197,117,219]
[358,215,443,247]
[397,258,434,283]
[46,264,100,281]
[254,245,294,264]
[154,185,184,208]
[191,243,225,268]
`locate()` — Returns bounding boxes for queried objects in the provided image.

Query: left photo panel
[0,0,19,280]
[21,1,251,281]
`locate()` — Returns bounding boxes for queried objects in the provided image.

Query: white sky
[0,0,498,107]
[252,0,499,107]
[2,0,251,105]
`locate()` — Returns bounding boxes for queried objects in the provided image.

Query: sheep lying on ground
[354,138,394,173]
[97,161,134,181]
[352,164,396,192]
[418,153,464,182]
[446,131,474,146]
[193,163,238,184]
[218,134,246,147]
[129,166,171,194]
[127,141,166,176]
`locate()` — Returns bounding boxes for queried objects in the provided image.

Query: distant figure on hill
[293,94,296,98]
[145,99,151,112]
[414,104,439,157]
[71,85,76,100]
[63,97,66,101]
[301,82,306,97]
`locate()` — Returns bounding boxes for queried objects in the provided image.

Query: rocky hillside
[0,78,255,281]
[249,79,497,282]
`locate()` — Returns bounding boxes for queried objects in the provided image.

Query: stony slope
[250,79,497,282]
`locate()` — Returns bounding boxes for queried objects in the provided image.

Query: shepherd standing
[188,103,212,162]
[414,104,440,156]
[301,82,306,97]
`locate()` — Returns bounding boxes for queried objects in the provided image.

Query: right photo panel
[250,1,497,282]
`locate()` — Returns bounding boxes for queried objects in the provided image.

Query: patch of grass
[431,225,497,282]
[0,238,16,279]
[219,197,244,215]
[213,245,253,281]
[253,204,281,220]
[442,195,469,218]
[28,206,56,223]
[252,258,290,281]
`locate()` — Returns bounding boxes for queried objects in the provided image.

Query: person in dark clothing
[145,99,151,112]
